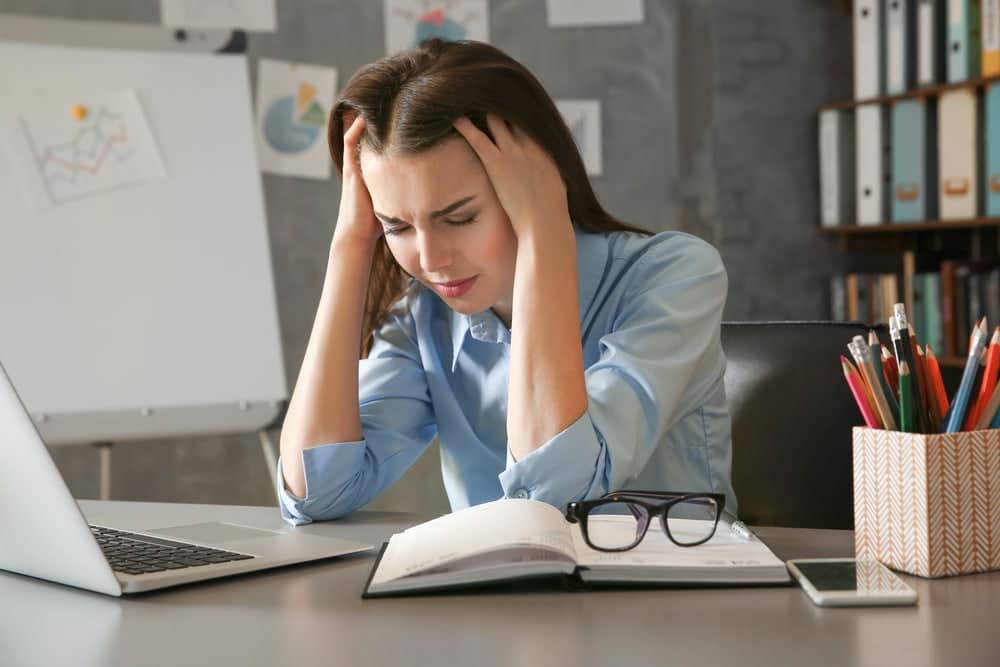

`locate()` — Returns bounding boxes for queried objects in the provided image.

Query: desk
[2,501,999,667]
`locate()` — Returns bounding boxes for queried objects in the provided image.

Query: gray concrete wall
[2,0,852,514]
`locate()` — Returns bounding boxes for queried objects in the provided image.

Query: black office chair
[720,321,887,529]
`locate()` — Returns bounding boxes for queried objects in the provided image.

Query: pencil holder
[852,426,1000,578]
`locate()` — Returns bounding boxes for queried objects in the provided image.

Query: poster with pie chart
[255,58,337,180]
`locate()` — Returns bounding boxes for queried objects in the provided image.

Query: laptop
[0,361,372,596]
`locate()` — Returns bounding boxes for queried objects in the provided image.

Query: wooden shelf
[820,218,1000,234]
[819,73,1000,112]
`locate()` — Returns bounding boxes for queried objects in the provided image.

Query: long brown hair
[328,39,649,356]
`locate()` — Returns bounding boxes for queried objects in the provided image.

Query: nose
[416,227,452,274]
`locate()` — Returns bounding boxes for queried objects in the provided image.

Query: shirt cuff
[497,413,608,508]
[276,441,367,526]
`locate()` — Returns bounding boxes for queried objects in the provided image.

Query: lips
[434,276,477,298]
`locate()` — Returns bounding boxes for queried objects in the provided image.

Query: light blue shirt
[278,228,737,525]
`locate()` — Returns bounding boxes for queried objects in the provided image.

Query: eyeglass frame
[564,490,727,552]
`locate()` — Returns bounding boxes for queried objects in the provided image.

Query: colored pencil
[967,327,1000,430]
[842,356,880,429]
[916,346,942,429]
[881,344,899,393]
[899,361,913,433]
[852,336,896,431]
[925,344,950,421]
[974,378,1000,430]
[945,319,989,433]
[868,331,899,422]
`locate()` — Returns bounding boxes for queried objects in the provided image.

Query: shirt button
[511,489,529,499]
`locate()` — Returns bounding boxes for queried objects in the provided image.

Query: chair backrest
[720,321,884,529]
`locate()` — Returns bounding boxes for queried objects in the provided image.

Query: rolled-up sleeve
[498,236,728,509]
[277,306,438,525]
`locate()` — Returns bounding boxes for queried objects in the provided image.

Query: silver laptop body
[0,361,371,596]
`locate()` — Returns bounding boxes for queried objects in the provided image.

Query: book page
[572,516,783,570]
[371,499,576,585]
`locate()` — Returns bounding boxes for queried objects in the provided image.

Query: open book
[363,498,790,597]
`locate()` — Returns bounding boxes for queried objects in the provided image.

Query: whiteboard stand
[257,429,280,500]
[95,442,113,501]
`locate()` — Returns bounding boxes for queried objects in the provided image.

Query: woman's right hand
[333,114,381,249]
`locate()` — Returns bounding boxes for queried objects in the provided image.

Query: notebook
[362,498,790,597]
[0,359,371,596]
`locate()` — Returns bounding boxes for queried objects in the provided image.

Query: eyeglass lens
[585,497,719,550]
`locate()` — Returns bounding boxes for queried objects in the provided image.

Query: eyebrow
[374,195,476,226]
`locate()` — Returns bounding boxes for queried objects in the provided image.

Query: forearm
[280,235,375,497]
[507,226,588,461]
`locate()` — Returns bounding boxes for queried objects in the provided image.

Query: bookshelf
[819,25,1000,369]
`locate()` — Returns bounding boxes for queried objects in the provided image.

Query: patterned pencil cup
[853,427,1000,578]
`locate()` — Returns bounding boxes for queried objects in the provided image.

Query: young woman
[277,39,736,524]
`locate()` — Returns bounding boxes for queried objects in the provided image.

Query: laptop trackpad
[148,522,279,544]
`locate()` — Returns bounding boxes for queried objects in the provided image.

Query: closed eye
[383,224,411,236]
[444,215,476,226]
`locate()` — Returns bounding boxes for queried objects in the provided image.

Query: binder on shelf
[984,0,1000,75]
[819,109,856,227]
[986,83,1000,215]
[918,0,949,85]
[948,0,982,83]
[887,0,918,94]
[856,0,886,98]
[939,88,980,219]
[857,103,891,225]
[892,98,938,222]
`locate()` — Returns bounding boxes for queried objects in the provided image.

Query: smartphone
[786,558,918,607]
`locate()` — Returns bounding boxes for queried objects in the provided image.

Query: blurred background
[0,0,854,514]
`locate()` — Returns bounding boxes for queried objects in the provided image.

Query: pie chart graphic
[263,83,327,154]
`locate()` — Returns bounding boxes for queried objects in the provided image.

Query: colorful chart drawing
[384,0,489,54]
[262,83,326,154]
[16,90,167,207]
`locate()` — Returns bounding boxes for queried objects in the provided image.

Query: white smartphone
[786,558,918,607]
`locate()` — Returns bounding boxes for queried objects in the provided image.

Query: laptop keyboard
[89,525,255,576]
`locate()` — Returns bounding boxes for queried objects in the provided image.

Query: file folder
[856,0,885,98]
[887,0,918,94]
[918,0,948,85]
[819,109,856,226]
[985,83,1000,215]
[984,0,1000,75]
[939,88,980,218]
[857,103,891,224]
[892,98,938,221]
[948,0,982,82]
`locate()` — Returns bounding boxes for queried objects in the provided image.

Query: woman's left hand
[454,114,572,243]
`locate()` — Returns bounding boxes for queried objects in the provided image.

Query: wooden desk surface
[1,500,998,667]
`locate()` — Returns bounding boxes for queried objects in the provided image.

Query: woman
[277,39,736,524]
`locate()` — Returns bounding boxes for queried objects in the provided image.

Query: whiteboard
[0,40,287,444]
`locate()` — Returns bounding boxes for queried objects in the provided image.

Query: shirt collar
[449,226,607,371]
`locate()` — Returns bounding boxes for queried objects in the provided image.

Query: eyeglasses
[564,490,726,552]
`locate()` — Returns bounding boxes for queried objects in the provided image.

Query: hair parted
[328,39,649,356]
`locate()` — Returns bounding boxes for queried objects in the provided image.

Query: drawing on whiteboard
[384,0,489,54]
[15,89,167,207]
[262,82,326,154]
[255,58,337,180]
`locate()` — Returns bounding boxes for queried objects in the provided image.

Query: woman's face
[360,137,519,326]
